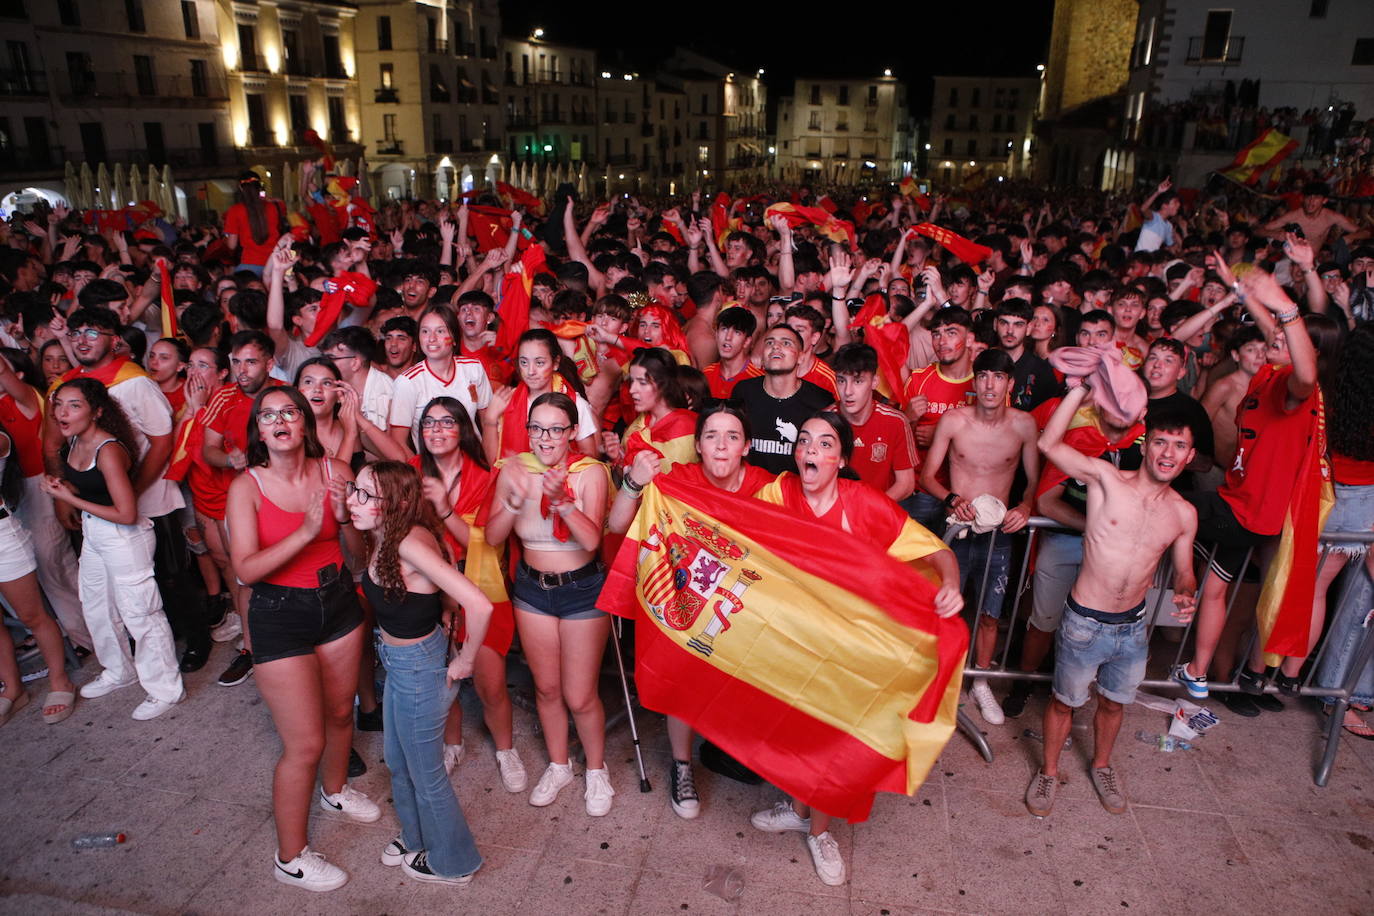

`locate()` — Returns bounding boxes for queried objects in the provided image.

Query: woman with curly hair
[1314,322,1374,736]
[42,378,184,721]
[349,460,492,885]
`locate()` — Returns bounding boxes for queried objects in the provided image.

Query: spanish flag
[164,408,202,483]
[898,177,932,210]
[1219,128,1298,187]
[1255,378,1336,664]
[849,294,910,407]
[157,258,178,340]
[764,203,856,248]
[496,181,544,215]
[497,376,581,458]
[911,222,991,267]
[620,407,698,476]
[495,245,547,356]
[600,471,966,821]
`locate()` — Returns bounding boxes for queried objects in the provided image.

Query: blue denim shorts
[1052,597,1148,708]
[953,530,1011,620]
[511,561,606,620]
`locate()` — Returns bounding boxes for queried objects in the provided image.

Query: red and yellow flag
[495,245,547,357]
[911,222,991,267]
[157,258,178,340]
[765,203,857,248]
[1219,128,1298,187]
[849,294,911,407]
[600,472,966,821]
[898,177,932,210]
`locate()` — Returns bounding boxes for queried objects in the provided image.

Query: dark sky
[500,0,1057,118]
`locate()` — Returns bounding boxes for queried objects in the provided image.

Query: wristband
[942,492,960,511]
[1278,308,1302,325]
[620,479,644,499]
[440,508,454,521]
[622,474,644,493]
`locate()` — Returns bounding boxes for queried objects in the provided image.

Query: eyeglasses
[66,329,111,341]
[420,416,458,430]
[345,480,383,505]
[526,423,572,440]
[327,350,361,361]
[255,407,303,425]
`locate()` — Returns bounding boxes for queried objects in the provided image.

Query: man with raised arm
[1025,385,1198,818]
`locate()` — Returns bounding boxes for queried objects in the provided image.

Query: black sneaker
[669,759,700,819]
[179,641,211,673]
[1002,683,1032,719]
[206,593,231,630]
[356,706,383,732]
[401,850,474,886]
[217,649,254,687]
[1236,667,1267,696]
[1218,692,1261,718]
[348,747,367,778]
[1253,692,1284,712]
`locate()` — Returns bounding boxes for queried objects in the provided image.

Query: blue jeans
[952,530,1011,619]
[378,629,482,878]
[1053,602,1148,708]
[900,491,946,535]
[1314,483,1374,706]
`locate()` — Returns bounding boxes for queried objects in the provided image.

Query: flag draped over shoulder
[599,472,967,822]
[1256,388,1335,664]
[911,222,991,267]
[1218,128,1298,187]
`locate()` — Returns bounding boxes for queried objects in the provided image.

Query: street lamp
[533,28,544,39]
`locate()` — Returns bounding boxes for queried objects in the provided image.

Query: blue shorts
[511,561,606,620]
[1052,596,1148,708]
[953,530,1011,620]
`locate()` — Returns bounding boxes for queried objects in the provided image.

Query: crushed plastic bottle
[1134,729,1195,752]
[71,832,127,849]
[702,865,744,902]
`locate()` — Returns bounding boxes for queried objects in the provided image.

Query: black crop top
[61,438,119,508]
[362,570,443,640]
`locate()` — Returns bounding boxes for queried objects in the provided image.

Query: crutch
[606,614,652,792]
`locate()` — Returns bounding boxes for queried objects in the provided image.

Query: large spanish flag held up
[600,472,968,822]
[764,203,857,248]
[1218,128,1298,187]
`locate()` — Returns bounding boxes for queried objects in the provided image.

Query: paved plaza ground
[2,639,1373,916]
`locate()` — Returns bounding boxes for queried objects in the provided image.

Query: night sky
[500,0,1057,118]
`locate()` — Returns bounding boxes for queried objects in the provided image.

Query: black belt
[520,559,601,590]
[1066,595,1145,625]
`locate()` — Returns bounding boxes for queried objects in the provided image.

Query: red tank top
[250,460,344,587]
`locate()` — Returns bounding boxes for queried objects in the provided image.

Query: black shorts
[1186,490,1264,584]
[248,565,364,664]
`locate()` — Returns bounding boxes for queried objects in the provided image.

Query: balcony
[541,112,566,124]
[482,88,499,105]
[461,138,502,153]
[1185,35,1244,65]
[504,70,517,85]
[375,87,399,103]
[571,111,595,125]
[246,128,275,147]
[376,139,404,155]
[0,68,46,97]
[58,71,229,106]
[480,45,498,60]
[435,138,454,153]
[0,145,67,172]
[428,39,449,54]
[458,42,477,57]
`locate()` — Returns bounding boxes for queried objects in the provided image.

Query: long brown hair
[53,378,142,479]
[367,460,449,602]
[236,172,270,246]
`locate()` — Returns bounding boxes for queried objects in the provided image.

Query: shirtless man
[1200,325,1266,469]
[1025,385,1198,818]
[920,349,1039,725]
[1259,181,1368,248]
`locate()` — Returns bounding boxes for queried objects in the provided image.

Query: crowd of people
[0,161,1370,892]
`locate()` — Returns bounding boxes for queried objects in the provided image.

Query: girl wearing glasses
[41,378,184,721]
[347,460,492,886]
[225,386,375,892]
[413,397,524,791]
[484,392,614,816]
[482,329,597,463]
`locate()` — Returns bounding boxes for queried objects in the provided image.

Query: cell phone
[1283,222,1305,239]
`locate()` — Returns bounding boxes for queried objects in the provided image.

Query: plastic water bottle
[71,832,126,849]
[1134,729,1194,752]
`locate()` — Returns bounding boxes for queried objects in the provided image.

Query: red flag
[898,177,932,210]
[306,272,376,347]
[849,294,910,407]
[496,181,545,214]
[302,129,335,172]
[495,246,547,356]
[912,222,991,267]
[816,195,838,214]
[764,203,856,247]
[709,192,731,247]
[157,258,177,340]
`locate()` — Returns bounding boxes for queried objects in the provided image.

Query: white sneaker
[210,613,242,643]
[79,672,137,699]
[806,831,847,886]
[443,743,465,775]
[528,761,575,807]
[496,748,528,793]
[584,767,615,817]
[970,679,1005,726]
[750,800,810,833]
[318,784,381,823]
[273,846,348,892]
[380,836,411,867]
[131,691,185,721]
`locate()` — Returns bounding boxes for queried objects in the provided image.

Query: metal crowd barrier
[948,517,1374,787]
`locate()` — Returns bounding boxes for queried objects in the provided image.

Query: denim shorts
[953,529,1011,620]
[1052,597,1148,708]
[248,565,364,664]
[511,561,606,620]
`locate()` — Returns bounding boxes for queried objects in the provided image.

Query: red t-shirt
[0,394,44,478]
[903,365,974,461]
[204,384,257,454]
[701,361,763,399]
[1220,364,1321,536]
[839,402,918,494]
[800,359,838,397]
[224,200,284,267]
[1332,452,1374,486]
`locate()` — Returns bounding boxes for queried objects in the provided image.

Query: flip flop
[0,692,30,726]
[42,690,76,724]
[1342,712,1374,741]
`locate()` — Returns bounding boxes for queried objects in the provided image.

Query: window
[288,93,308,139]
[943,138,953,155]
[867,84,878,106]
[992,114,1002,131]
[700,94,708,113]
[1201,10,1232,60]
[378,15,391,50]
[698,145,709,163]
[864,113,876,132]
[322,35,343,77]
[426,17,437,53]
[66,51,93,95]
[971,88,980,107]
[79,122,106,162]
[58,0,79,27]
[383,113,396,142]
[429,63,449,102]
[327,96,346,140]
[198,122,217,163]
[808,111,821,130]
[1354,39,1374,65]
[433,113,443,145]
[947,86,958,106]
[181,1,198,38]
[133,55,155,95]
[282,29,300,75]
[143,122,164,162]
[245,92,268,144]
[237,23,258,70]
[125,0,144,32]
[944,113,956,130]
[969,114,978,131]
[966,138,977,157]
[189,59,207,97]
[380,62,393,88]
[809,84,820,105]
[1309,0,1329,17]
[838,85,849,105]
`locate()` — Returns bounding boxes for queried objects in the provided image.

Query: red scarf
[498,375,578,459]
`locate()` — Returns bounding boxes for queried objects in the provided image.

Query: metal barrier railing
[948,516,1374,786]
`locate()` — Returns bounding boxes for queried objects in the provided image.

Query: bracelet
[1278,309,1303,325]
[440,508,454,521]
[622,474,644,493]
[620,479,644,499]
